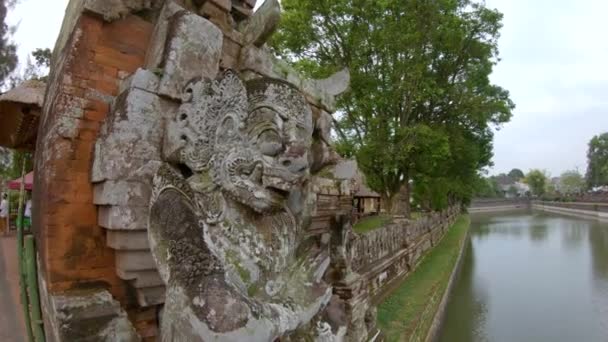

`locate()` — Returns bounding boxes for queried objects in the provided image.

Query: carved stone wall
[34,0,356,340]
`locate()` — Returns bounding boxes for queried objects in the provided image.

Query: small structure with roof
[0,80,46,151]
[354,183,381,215]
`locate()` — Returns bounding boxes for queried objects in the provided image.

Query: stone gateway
[30,0,386,340]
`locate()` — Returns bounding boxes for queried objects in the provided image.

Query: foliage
[8,151,32,179]
[585,132,608,188]
[31,47,51,68]
[559,170,585,195]
[472,174,503,198]
[272,0,514,216]
[525,169,548,197]
[11,47,51,85]
[507,185,518,196]
[377,215,470,341]
[508,168,524,180]
[0,0,18,89]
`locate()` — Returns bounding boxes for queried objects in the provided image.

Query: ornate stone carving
[149,71,334,340]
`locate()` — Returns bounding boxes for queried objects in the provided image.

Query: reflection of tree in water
[589,222,608,281]
[438,239,489,342]
[529,224,549,242]
[561,221,586,250]
[471,214,527,241]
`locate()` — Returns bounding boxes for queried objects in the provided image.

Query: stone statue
[149,70,337,341]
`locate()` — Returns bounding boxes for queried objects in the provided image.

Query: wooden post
[25,235,45,341]
[17,157,34,342]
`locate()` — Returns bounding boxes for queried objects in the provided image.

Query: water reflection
[438,211,608,342]
[437,239,489,342]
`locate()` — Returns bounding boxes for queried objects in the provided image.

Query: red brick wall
[34,13,153,304]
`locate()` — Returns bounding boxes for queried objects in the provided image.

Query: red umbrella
[7,171,34,191]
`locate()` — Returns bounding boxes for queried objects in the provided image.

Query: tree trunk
[390,183,411,218]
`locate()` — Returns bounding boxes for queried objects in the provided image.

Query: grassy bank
[376,215,470,341]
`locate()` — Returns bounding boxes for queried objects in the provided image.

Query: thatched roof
[355,184,380,198]
[0,80,46,150]
[0,80,46,106]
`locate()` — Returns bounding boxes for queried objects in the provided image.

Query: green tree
[586,133,608,188]
[0,0,18,89]
[472,174,502,198]
[559,169,585,195]
[272,0,514,215]
[508,168,524,180]
[525,169,548,197]
[8,151,32,178]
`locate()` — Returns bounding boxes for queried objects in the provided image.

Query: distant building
[497,176,530,198]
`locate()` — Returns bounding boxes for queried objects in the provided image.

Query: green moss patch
[377,215,470,341]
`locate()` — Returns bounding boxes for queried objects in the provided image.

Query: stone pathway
[0,234,26,342]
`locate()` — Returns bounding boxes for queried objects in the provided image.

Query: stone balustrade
[346,205,460,300]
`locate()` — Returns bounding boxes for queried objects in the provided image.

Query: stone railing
[534,200,608,212]
[533,201,608,220]
[469,198,530,213]
[345,205,460,300]
[350,206,459,272]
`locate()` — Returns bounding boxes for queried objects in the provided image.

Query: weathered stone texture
[43,289,141,342]
[157,12,223,99]
[35,0,362,340]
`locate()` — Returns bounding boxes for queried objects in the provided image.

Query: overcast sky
[8,0,608,177]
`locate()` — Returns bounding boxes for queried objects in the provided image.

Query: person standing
[24,194,32,230]
[0,194,8,235]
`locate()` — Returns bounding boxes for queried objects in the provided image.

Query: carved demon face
[171,71,313,214]
[216,79,313,213]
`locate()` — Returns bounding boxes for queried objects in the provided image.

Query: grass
[353,215,393,233]
[376,215,470,342]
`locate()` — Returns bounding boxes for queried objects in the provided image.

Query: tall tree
[508,168,524,180]
[559,170,585,195]
[525,169,548,197]
[0,0,17,89]
[272,0,514,215]
[586,133,608,189]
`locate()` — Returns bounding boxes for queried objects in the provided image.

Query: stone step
[117,269,164,288]
[106,230,149,250]
[136,286,165,307]
[116,250,157,272]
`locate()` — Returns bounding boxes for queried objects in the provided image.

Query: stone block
[199,1,233,32]
[91,87,177,182]
[157,12,222,100]
[84,0,163,22]
[47,289,140,341]
[119,68,160,95]
[107,230,150,250]
[94,180,151,206]
[144,1,185,70]
[238,0,279,47]
[136,286,165,307]
[98,205,149,230]
[132,271,163,288]
[116,250,157,271]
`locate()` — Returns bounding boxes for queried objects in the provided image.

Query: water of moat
[438,211,608,342]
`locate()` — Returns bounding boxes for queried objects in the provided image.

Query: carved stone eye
[258,130,282,157]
